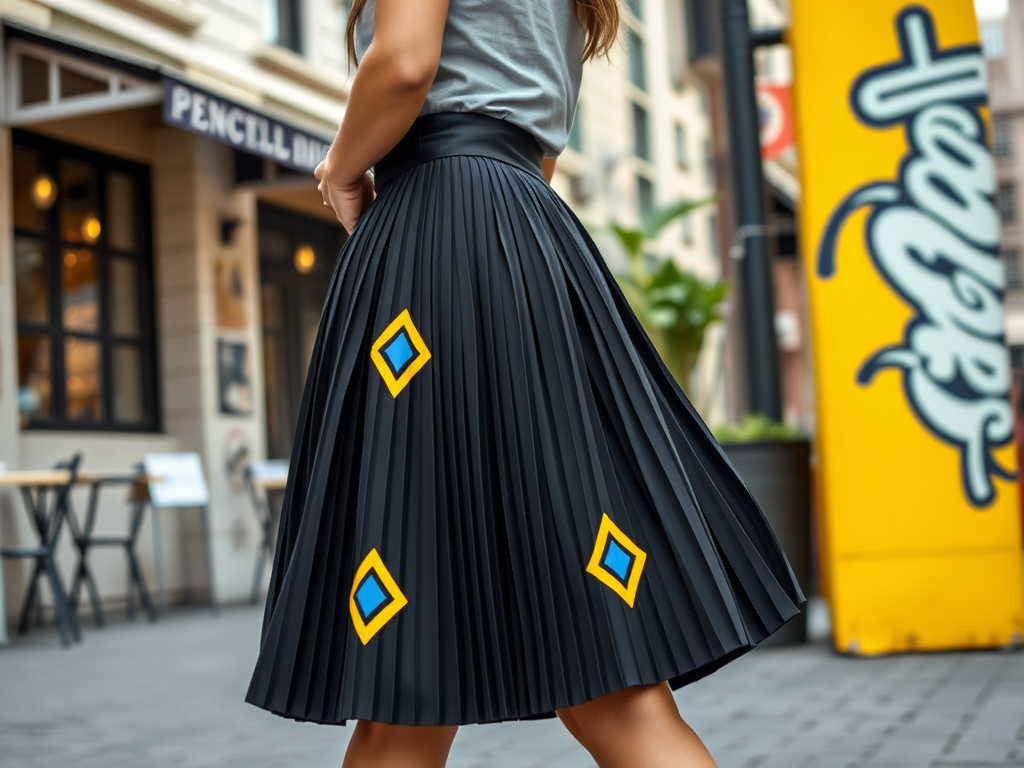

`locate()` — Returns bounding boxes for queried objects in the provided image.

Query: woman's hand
[315,159,376,233]
[314,0,448,230]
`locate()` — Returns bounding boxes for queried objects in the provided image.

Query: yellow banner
[790,0,1024,653]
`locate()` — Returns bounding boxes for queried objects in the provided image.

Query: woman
[246,0,804,765]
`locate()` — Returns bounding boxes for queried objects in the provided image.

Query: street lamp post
[720,0,783,421]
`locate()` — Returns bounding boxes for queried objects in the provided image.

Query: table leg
[42,554,72,648]
[17,560,42,635]
[0,566,8,645]
[200,506,218,615]
[152,508,167,615]
[126,556,137,621]
[68,497,105,628]
[127,497,157,622]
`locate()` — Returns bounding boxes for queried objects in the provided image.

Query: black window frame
[627,29,647,91]
[632,101,651,161]
[674,121,688,168]
[636,173,655,220]
[1004,247,1024,291]
[12,129,161,433]
[998,181,1017,224]
[273,0,304,54]
[993,117,1013,159]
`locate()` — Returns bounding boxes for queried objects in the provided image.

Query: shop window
[998,181,1017,224]
[632,102,651,161]
[12,131,158,432]
[674,122,688,168]
[1004,248,1024,291]
[628,30,647,91]
[637,174,655,220]
[1011,345,1024,371]
[982,21,1005,60]
[993,117,1013,158]
[266,0,304,54]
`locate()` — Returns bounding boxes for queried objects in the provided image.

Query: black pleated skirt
[246,113,804,726]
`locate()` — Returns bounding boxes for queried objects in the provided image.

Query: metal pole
[720,0,783,420]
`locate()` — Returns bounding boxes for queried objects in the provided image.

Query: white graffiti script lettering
[817,8,1014,507]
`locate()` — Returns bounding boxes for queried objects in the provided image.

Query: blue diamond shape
[603,540,631,581]
[383,333,415,372]
[355,574,388,617]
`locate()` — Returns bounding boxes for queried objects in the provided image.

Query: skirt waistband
[373,113,545,191]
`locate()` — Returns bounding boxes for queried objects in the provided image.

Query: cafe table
[0,464,84,647]
[0,467,157,646]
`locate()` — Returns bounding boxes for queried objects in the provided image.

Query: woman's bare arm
[317,0,450,231]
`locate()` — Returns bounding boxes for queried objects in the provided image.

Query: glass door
[258,202,345,458]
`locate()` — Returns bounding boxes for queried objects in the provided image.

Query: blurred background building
[0,0,356,617]
[985,0,1024,378]
[0,0,733,625]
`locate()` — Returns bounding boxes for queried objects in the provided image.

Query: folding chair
[67,466,157,626]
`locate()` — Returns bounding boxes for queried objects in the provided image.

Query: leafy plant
[608,197,728,395]
[712,414,806,443]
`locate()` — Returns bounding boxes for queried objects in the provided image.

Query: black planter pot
[720,439,812,647]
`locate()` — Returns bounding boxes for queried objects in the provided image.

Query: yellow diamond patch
[370,309,431,397]
[349,548,408,644]
[586,513,647,608]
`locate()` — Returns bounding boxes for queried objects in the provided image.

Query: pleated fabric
[245,144,804,726]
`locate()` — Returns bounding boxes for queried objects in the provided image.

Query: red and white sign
[757,83,794,159]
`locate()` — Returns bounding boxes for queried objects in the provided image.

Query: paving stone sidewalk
[0,606,1021,768]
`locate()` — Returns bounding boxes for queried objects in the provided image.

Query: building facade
[0,0,354,637]
[985,0,1024,371]
[0,0,721,637]
[550,0,722,416]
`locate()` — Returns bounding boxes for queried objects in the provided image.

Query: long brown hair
[346,0,619,66]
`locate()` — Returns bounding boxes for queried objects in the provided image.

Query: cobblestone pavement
[1,606,1022,768]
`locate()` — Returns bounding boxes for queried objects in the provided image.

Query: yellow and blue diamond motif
[349,548,408,644]
[370,309,431,397]
[586,513,647,608]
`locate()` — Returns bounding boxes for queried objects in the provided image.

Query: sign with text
[145,453,210,509]
[161,76,331,173]
[791,0,1024,653]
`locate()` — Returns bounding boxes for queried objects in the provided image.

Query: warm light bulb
[31,174,57,210]
[294,244,315,274]
[82,215,101,243]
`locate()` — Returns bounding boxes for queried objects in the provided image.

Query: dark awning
[3,19,333,174]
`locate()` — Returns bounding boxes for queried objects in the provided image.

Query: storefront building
[0,0,352,636]
[0,0,721,639]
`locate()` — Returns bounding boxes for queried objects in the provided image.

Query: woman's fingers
[318,172,374,233]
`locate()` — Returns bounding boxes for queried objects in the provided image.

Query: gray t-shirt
[354,0,585,156]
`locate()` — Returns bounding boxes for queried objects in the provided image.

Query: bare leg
[557,683,718,768]
[342,721,458,768]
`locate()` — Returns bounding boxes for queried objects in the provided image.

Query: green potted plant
[604,204,812,646]
[609,199,727,398]
[714,415,813,647]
